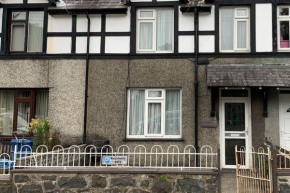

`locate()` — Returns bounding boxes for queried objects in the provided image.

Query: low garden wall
[1,169,218,193]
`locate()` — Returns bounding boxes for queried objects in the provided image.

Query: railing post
[271,143,278,193]
[13,145,17,169]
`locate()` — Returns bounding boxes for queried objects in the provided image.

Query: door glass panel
[280,8,289,16]
[17,103,30,133]
[225,139,245,165]
[148,103,161,134]
[225,103,245,131]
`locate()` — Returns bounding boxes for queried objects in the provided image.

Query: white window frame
[127,88,182,139]
[219,7,250,53]
[136,8,174,54]
[277,6,290,51]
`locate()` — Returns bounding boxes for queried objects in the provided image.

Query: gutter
[83,11,91,144]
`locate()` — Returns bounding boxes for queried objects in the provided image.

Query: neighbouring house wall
[265,88,280,146]
[5,172,218,193]
[0,60,85,144]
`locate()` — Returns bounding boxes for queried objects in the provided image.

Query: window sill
[123,138,185,142]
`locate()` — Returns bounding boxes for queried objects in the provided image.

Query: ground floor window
[127,89,181,138]
[0,89,48,136]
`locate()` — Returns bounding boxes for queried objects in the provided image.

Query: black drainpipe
[83,11,91,144]
[194,8,199,158]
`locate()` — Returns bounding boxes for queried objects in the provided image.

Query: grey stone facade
[0,173,218,193]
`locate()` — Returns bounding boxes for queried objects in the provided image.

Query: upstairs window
[278,7,290,50]
[127,89,181,138]
[9,11,44,53]
[137,8,174,53]
[220,7,250,52]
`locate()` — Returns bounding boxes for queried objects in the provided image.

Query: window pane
[11,24,25,52]
[140,11,153,17]
[165,90,180,135]
[156,10,173,51]
[35,90,49,121]
[12,12,26,20]
[28,12,44,52]
[148,103,161,134]
[0,91,15,135]
[221,9,234,50]
[237,21,247,49]
[237,9,247,16]
[139,22,153,50]
[17,103,30,133]
[280,8,289,16]
[148,91,162,97]
[280,21,290,48]
[225,139,245,165]
[18,91,31,98]
[129,90,145,135]
[225,103,245,132]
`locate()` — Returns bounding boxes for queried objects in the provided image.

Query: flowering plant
[25,118,42,134]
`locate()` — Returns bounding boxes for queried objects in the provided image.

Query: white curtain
[140,11,153,17]
[11,24,25,51]
[237,21,247,49]
[148,103,161,134]
[129,90,145,135]
[28,12,44,52]
[35,90,49,121]
[139,22,153,50]
[165,90,180,135]
[0,91,14,135]
[221,9,234,50]
[156,10,173,51]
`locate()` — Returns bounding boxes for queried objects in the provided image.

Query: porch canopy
[207,64,290,87]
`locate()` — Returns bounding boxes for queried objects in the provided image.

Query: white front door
[279,95,290,148]
[220,95,251,168]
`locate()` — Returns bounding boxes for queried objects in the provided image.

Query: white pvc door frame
[219,88,252,169]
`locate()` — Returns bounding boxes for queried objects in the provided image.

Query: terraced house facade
[0,0,289,170]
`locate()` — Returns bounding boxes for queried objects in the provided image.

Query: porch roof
[207,64,290,87]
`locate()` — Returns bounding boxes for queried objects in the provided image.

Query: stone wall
[8,172,217,193]
[278,176,290,193]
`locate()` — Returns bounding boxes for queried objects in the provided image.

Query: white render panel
[106,11,130,32]
[77,15,101,32]
[28,0,48,3]
[179,7,194,31]
[47,37,71,54]
[76,36,101,54]
[179,35,194,53]
[199,35,215,53]
[199,6,215,31]
[256,4,273,52]
[105,36,130,54]
[1,0,23,3]
[48,15,72,32]
[0,9,3,33]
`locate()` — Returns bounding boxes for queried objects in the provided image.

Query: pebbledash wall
[0,172,218,193]
[0,60,86,144]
